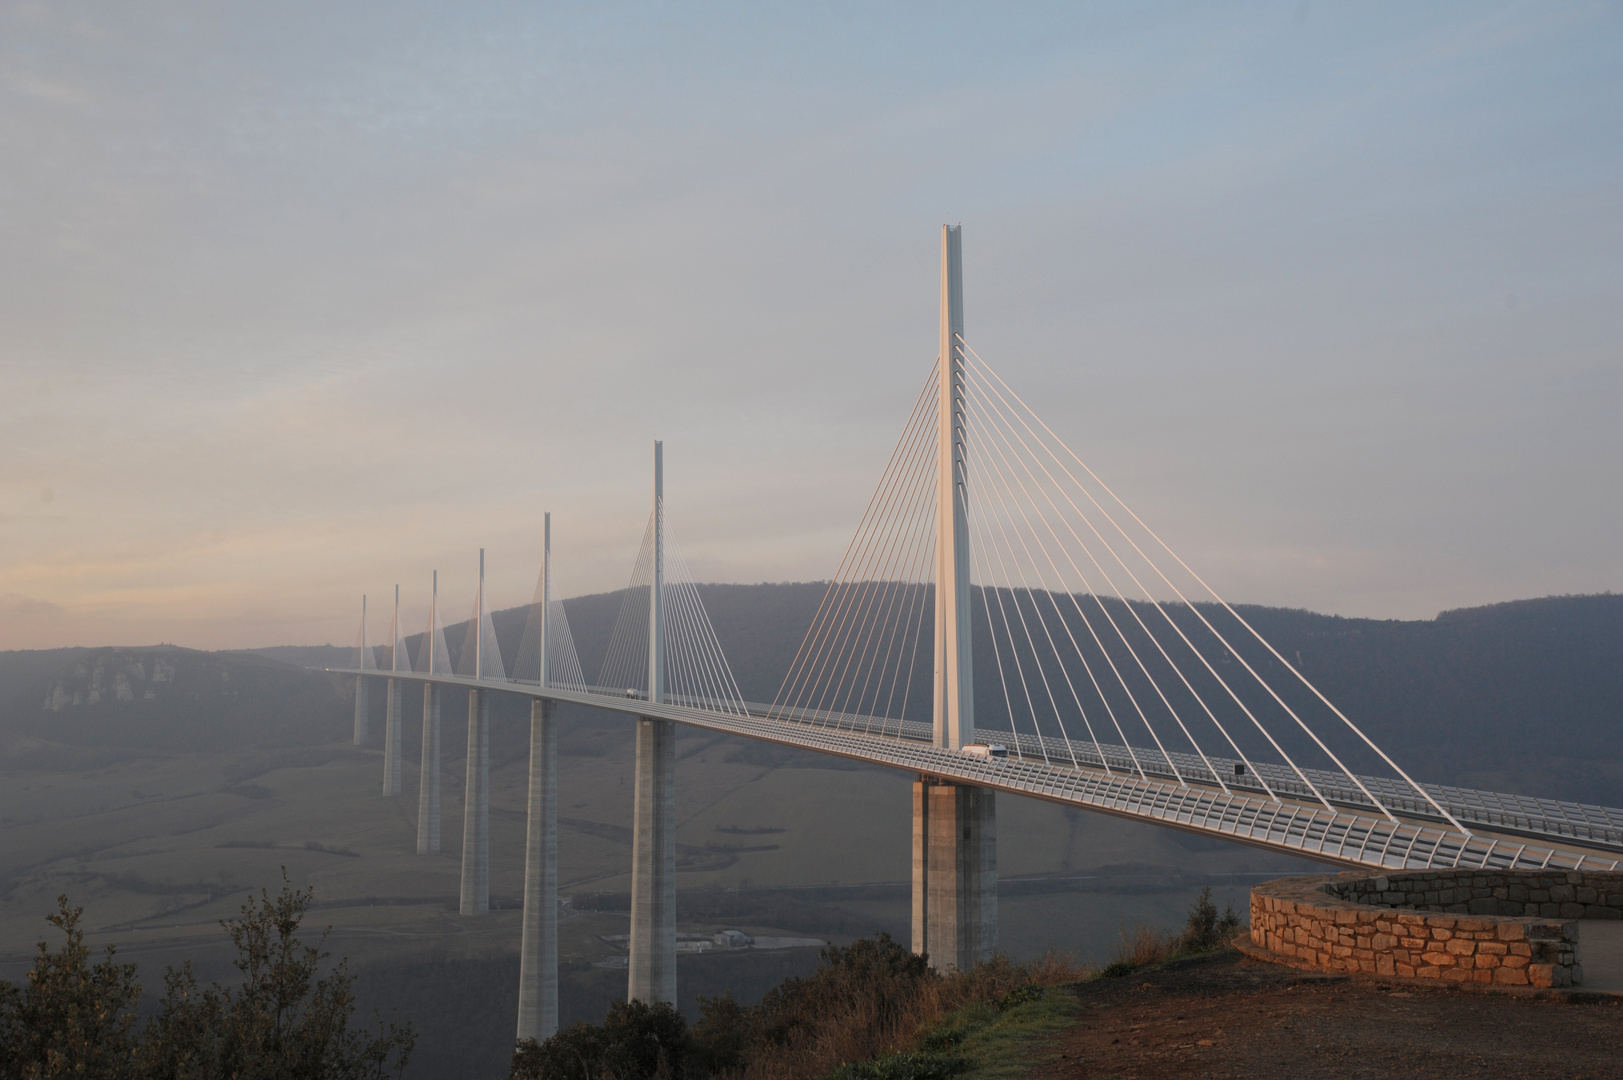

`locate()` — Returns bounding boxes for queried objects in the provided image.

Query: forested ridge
[2,590,1619,804]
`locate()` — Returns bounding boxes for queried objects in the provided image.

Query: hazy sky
[4,2,1620,651]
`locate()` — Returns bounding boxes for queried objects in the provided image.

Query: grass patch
[912,984,1080,1080]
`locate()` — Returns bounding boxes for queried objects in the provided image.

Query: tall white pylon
[518,512,559,1041]
[935,224,973,750]
[647,442,665,707]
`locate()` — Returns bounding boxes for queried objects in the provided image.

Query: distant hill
[5,590,1620,804]
[0,646,351,768]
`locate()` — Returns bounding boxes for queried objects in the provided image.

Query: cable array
[416,586,453,676]
[512,562,589,692]
[352,603,376,672]
[769,340,1464,832]
[455,582,506,681]
[596,505,749,715]
[773,362,940,736]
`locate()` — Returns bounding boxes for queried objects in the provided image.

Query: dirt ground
[1039,948,1623,1080]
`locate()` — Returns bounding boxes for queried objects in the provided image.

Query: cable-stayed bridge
[331,227,1622,1043]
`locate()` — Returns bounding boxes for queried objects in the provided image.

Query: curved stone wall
[1247,871,1623,989]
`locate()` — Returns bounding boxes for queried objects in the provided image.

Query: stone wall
[1327,870,1623,920]
[1248,872,1614,989]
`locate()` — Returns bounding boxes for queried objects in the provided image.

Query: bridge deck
[332,669,1622,875]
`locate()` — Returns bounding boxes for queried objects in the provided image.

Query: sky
[2,1,1620,651]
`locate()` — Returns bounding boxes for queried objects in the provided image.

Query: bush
[0,897,143,1080]
[512,999,688,1080]
[1177,887,1243,954]
[0,878,415,1080]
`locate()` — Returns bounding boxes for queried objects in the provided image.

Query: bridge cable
[960,339,1432,826]
[965,385,1233,795]
[774,360,938,723]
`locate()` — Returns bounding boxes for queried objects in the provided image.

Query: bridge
[330,227,1623,1043]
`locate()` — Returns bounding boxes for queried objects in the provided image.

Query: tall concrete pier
[383,679,401,795]
[912,778,997,971]
[460,688,490,915]
[628,442,677,1005]
[517,701,558,1039]
[460,550,492,916]
[417,570,442,855]
[353,678,368,746]
[353,594,369,745]
[518,513,559,1041]
[913,226,997,970]
[418,684,440,853]
[383,584,403,796]
[629,718,675,1003]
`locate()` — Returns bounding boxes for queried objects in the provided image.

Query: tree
[139,871,415,1079]
[0,876,413,1080]
[0,896,143,1080]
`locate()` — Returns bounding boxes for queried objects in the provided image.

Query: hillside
[355,588,1623,806]
[1,591,1618,1079]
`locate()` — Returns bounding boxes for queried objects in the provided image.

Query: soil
[1039,948,1623,1080]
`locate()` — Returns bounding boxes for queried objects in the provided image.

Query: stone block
[1528,964,1556,988]
[1493,967,1529,986]
[1377,955,1395,976]
[1560,903,1586,919]
[1445,939,1476,956]
[1431,928,1453,941]
[1476,953,1501,969]
[1572,963,1584,985]
[1372,934,1397,951]
[1416,965,1440,979]
[1577,887,1598,904]
[1479,941,1508,955]
[1421,951,1456,967]
[1496,923,1526,941]
[1442,968,1472,982]
[1504,953,1530,969]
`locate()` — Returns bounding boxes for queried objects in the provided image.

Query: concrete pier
[382,679,402,796]
[912,778,996,972]
[628,717,676,1004]
[352,677,368,746]
[417,684,440,854]
[460,688,490,915]
[517,700,558,1040]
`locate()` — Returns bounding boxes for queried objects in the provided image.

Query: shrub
[1177,887,1243,954]
[512,999,688,1080]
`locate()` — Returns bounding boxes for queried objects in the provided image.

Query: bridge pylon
[460,549,491,917]
[916,225,998,971]
[353,594,370,745]
[519,514,560,1040]
[383,584,403,797]
[629,441,677,1005]
[417,570,441,855]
